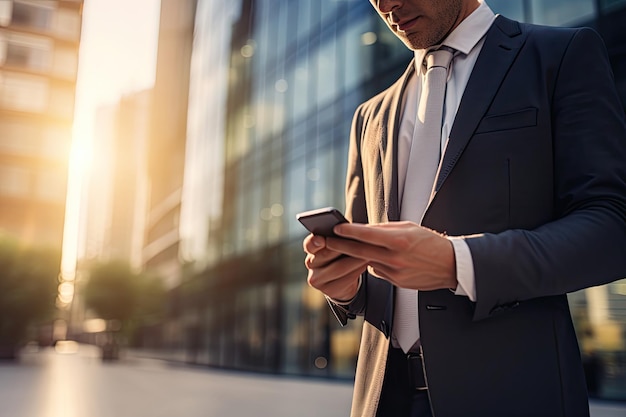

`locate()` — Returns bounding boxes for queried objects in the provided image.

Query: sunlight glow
[83,318,107,333]
[59,0,161,306]
[54,340,79,354]
[58,281,75,304]
[59,128,89,283]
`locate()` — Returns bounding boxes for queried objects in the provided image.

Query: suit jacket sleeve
[465,28,626,321]
[327,104,370,325]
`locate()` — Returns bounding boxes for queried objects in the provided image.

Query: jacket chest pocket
[475,107,538,135]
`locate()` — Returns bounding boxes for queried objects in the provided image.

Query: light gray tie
[395,47,454,353]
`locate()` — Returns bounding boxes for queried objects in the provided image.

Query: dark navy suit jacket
[332,16,626,417]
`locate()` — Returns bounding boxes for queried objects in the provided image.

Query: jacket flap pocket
[475,107,537,134]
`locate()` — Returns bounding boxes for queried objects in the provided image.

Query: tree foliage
[133,271,166,323]
[83,260,137,322]
[83,260,166,328]
[0,235,60,348]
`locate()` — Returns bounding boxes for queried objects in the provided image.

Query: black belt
[408,348,428,391]
[390,347,428,391]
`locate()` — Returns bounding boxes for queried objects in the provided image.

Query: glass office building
[177,0,626,399]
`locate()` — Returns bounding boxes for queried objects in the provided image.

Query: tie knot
[424,47,455,72]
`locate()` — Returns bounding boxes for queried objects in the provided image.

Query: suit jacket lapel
[383,62,415,222]
[435,16,528,193]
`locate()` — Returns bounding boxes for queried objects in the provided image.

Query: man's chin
[401,38,423,51]
[397,34,431,51]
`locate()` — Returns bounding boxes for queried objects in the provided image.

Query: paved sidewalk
[2,345,623,417]
[127,350,626,416]
[130,358,626,416]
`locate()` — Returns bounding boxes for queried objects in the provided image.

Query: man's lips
[392,16,420,32]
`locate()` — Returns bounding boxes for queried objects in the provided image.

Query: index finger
[334,222,413,248]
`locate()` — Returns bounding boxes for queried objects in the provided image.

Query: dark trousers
[377,347,433,417]
[410,391,433,417]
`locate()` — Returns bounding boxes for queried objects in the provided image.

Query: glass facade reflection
[176,0,626,400]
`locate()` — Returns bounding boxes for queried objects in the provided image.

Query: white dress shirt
[393,2,497,346]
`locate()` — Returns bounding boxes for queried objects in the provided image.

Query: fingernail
[312,236,323,247]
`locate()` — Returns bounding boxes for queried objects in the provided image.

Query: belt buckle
[407,350,428,391]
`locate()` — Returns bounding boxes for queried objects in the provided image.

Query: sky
[60,0,162,283]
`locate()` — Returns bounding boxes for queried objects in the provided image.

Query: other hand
[302,234,367,302]
[328,221,457,291]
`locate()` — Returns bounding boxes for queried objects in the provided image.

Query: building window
[315,39,337,107]
[286,158,307,239]
[343,17,376,93]
[0,32,53,72]
[11,1,53,32]
[529,0,596,25]
[52,8,81,41]
[488,0,526,21]
[0,71,49,113]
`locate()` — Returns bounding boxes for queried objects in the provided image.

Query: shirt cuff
[448,237,477,302]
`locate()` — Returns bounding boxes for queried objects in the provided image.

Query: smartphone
[296,207,349,237]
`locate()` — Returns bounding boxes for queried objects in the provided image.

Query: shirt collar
[414,0,496,72]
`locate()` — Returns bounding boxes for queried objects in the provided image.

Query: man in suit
[302,0,626,416]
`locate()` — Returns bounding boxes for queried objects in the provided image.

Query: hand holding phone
[296,207,348,237]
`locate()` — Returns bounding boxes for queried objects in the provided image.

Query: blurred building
[110,90,152,269]
[142,0,196,352]
[176,0,398,376]
[69,89,152,339]
[0,0,83,249]
[81,104,116,262]
[144,0,196,287]
[82,90,152,269]
[141,0,626,401]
